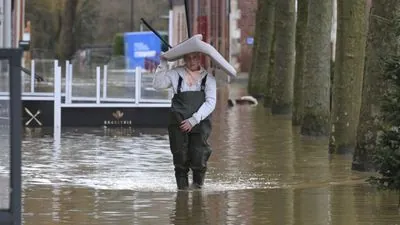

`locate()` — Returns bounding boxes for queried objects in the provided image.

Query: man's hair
[184,52,200,59]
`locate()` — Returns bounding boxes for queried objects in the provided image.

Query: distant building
[0,0,26,48]
[0,0,28,68]
[236,0,257,72]
[169,0,257,73]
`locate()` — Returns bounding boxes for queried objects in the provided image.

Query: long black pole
[140,18,172,49]
[184,0,191,37]
[16,65,44,81]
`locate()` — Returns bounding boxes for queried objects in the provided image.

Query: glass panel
[33,59,56,93]
[0,59,10,210]
[105,69,136,99]
[0,59,9,93]
[141,71,171,101]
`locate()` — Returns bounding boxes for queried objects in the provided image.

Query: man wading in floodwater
[153,52,217,190]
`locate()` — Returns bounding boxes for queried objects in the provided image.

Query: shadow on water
[1,78,400,224]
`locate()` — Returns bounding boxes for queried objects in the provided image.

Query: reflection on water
[1,78,400,224]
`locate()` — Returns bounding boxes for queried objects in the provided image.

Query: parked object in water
[228,96,258,107]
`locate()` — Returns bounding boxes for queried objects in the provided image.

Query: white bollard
[54,64,62,139]
[135,67,141,105]
[103,65,108,99]
[96,66,101,104]
[30,59,35,93]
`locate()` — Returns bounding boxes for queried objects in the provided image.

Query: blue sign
[124,31,161,70]
[246,37,254,45]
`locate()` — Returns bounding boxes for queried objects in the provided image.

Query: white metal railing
[30,59,35,93]
[50,60,172,138]
[54,61,61,139]
[0,59,172,103]
[0,59,172,139]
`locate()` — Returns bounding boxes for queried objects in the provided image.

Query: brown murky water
[1,76,400,224]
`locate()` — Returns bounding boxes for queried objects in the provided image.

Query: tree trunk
[300,0,332,136]
[257,0,275,106]
[352,0,400,171]
[248,1,262,94]
[292,0,309,125]
[59,0,79,60]
[248,0,275,100]
[264,20,276,108]
[271,0,296,115]
[329,0,367,153]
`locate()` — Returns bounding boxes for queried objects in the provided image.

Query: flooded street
[1,77,400,224]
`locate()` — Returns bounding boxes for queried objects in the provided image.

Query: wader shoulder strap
[177,76,183,93]
[178,75,207,93]
[201,75,208,92]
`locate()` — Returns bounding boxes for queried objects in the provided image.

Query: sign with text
[124,31,161,70]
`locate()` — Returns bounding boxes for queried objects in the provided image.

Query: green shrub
[113,33,124,56]
[368,55,400,207]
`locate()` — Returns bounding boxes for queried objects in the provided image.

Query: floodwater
[1,75,400,225]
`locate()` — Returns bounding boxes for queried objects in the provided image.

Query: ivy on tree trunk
[352,1,400,170]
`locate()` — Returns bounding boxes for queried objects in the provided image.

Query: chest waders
[168,75,212,190]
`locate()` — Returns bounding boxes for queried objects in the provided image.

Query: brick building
[0,0,26,48]
[237,0,257,72]
[169,0,257,72]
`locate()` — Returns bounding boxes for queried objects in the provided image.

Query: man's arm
[153,59,175,90]
[187,75,217,126]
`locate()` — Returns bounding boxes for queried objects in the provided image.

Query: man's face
[184,53,201,71]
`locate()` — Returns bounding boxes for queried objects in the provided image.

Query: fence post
[135,67,141,105]
[103,65,108,99]
[65,60,69,103]
[54,61,61,139]
[30,59,35,93]
[96,66,101,104]
[68,63,73,103]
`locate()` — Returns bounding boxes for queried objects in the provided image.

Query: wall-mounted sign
[246,37,254,45]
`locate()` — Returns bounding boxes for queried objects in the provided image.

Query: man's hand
[180,120,193,133]
[160,55,167,61]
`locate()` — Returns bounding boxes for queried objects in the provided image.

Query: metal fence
[0,48,23,225]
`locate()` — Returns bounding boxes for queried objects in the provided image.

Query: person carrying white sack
[153,52,217,190]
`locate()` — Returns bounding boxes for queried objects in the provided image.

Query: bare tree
[271,0,296,114]
[329,0,367,153]
[58,0,79,60]
[292,0,309,125]
[300,0,332,136]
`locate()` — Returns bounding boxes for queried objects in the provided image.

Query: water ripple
[17,128,269,192]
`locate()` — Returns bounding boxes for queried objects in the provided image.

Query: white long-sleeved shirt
[153,60,217,126]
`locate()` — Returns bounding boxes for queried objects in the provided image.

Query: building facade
[170,0,257,72]
[237,0,257,72]
[0,0,26,48]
